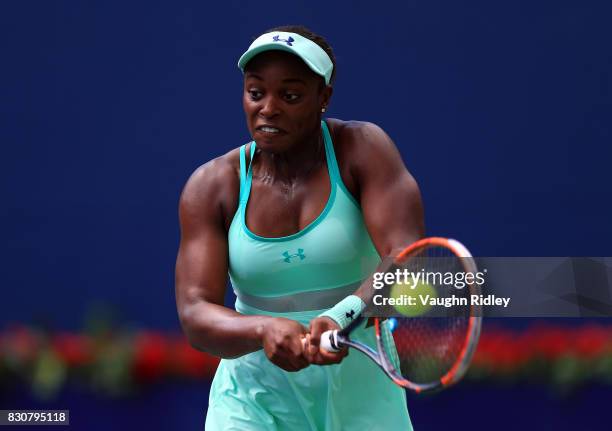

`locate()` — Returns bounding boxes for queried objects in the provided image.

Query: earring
[321,107,327,113]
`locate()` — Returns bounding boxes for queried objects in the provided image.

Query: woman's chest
[246,166,332,238]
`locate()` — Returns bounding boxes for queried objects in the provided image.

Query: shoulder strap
[321,120,360,207]
[240,142,256,204]
[321,120,341,185]
[239,144,247,203]
[239,144,247,186]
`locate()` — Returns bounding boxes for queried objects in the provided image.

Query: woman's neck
[256,131,325,184]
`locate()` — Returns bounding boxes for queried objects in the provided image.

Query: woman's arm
[352,121,425,256]
[307,121,425,360]
[175,158,309,370]
[350,121,425,299]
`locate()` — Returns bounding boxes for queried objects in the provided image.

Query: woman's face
[243,51,331,152]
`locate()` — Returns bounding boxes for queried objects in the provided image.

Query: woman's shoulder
[185,147,240,192]
[326,118,401,170]
[180,147,242,228]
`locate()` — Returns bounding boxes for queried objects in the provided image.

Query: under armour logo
[273,35,295,46]
[346,309,355,320]
[282,249,305,263]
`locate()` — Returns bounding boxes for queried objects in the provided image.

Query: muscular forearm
[180,301,272,358]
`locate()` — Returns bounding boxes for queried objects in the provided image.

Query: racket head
[373,237,482,393]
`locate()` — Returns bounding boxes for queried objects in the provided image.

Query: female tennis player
[175,25,424,430]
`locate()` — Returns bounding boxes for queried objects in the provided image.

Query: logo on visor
[273,35,295,46]
[282,249,305,263]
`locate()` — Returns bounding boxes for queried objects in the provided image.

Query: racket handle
[320,330,340,352]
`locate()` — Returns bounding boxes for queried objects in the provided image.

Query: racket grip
[320,330,340,352]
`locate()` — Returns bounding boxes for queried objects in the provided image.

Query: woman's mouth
[256,125,284,135]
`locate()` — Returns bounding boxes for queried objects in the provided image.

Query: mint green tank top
[228,121,380,320]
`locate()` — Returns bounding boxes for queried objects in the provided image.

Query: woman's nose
[259,96,280,118]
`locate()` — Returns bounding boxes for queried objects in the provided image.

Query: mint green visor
[237,31,333,85]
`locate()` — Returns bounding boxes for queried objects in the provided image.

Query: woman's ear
[320,85,333,112]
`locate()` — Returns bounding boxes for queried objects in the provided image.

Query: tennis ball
[389,281,437,317]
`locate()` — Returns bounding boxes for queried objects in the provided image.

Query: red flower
[572,325,611,359]
[532,325,569,360]
[131,332,170,383]
[170,337,220,379]
[1,325,41,363]
[51,333,94,366]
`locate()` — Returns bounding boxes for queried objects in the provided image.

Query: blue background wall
[1,1,611,429]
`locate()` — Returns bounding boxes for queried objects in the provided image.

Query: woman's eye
[284,93,300,102]
[248,90,262,100]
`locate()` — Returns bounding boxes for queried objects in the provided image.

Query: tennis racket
[320,237,482,393]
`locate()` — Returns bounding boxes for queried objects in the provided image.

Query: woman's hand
[261,317,310,372]
[304,317,348,365]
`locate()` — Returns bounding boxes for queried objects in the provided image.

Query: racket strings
[390,317,469,383]
[384,245,472,384]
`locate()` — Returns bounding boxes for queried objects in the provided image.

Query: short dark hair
[264,25,337,85]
